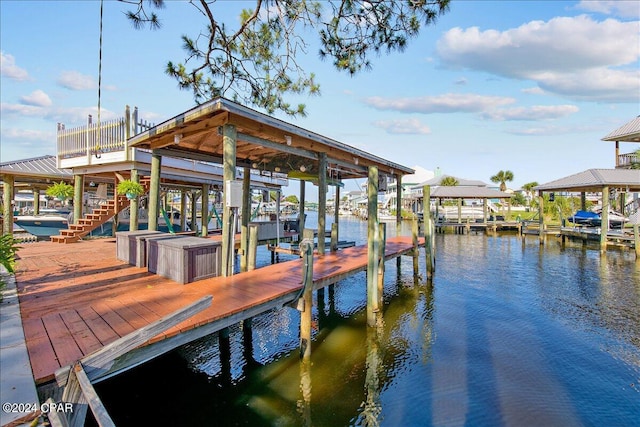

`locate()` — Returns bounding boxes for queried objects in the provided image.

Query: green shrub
[116,179,145,196]
[46,181,74,200]
[0,234,20,301]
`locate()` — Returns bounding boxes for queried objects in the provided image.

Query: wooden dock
[434,220,522,234]
[14,235,421,386]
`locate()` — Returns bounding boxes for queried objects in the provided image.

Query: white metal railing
[56,106,153,161]
[57,118,126,158]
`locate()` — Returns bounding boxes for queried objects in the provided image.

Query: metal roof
[601,116,640,142]
[128,97,414,180]
[0,155,73,180]
[430,186,511,199]
[414,174,487,188]
[534,168,640,192]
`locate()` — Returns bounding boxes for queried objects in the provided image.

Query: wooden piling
[2,174,14,235]
[367,166,379,327]
[538,190,544,245]
[73,175,83,226]
[221,124,237,276]
[129,170,139,231]
[299,180,306,232]
[600,185,609,253]
[634,224,639,259]
[148,151,161,231]
[377,222,386,309]
[248,224,258,271]
[201,183,209,237]
[425,214,435,280]
[330,223,338,252]
[317,153,327,255]
[299,229,315,360]
[412,217,419,277]
[240,167,251,272]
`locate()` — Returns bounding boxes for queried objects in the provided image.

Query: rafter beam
[237,132,318,161]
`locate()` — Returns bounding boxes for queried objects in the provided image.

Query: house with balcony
[601,116,640,169]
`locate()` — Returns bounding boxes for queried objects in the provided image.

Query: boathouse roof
[430,186,512,199]
[415,174,487,188]
[128,97,414,181]
[534,168,640,192]
[601,116,640,142]
[0,155,73,183]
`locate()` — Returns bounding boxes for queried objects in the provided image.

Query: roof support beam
[237,132,318,161]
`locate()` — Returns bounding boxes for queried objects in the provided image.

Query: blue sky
[1,0,638,196]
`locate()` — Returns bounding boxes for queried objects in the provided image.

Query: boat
[567,210,599,225]
[13,209,72,238]
[568,209,628,229]
[13,207,181,239]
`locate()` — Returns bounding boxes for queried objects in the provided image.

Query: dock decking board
[14,236,421,384]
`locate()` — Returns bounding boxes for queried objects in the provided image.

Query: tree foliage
[631,148,640,169]
[439,176,458,186]
[284,194,299,204]
[490,170,514,192]
[121,0,450,116]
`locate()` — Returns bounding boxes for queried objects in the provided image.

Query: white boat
[13,209,72,237]
[14,207,181,239]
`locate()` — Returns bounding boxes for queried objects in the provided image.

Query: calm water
[95,214,640,426]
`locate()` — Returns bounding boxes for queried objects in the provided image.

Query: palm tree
[490,170,514,192]
[522,181,539,206]
[439,176,459,186]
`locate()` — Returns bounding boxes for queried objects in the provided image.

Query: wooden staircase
[50,178,150,244]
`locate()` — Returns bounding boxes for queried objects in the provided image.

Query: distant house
[601,115,640,169]
[384,166,434,212]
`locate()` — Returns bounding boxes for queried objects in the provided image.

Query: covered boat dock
[533,168,640,253]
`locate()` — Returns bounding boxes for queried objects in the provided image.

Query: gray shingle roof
[534,168,640,192]
[601,116,640,142]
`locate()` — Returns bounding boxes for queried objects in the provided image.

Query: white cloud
[20,90,52,107]
[1,127,54,141]
[0,102,44,117]
[57,70,96,90]
[576,1,640,18]
[364,93,515,114]
[521,87,545,95]
[436,15,640,103]
[372,118,432,135]
[0,51,29,81]
[482,105,579,121]
[531,68,640,103]
[1,102,118,124]
[0,127,57,162]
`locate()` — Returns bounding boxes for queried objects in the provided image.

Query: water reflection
[94,223,640,426]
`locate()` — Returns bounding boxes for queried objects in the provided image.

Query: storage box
[248,221,286,241]
[147,236,222,284]
[116,230,164,267]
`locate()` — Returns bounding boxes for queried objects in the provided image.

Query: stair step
[50,195,131,243]
[50,235,80,244]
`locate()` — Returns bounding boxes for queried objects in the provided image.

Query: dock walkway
[14,236,420,386]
